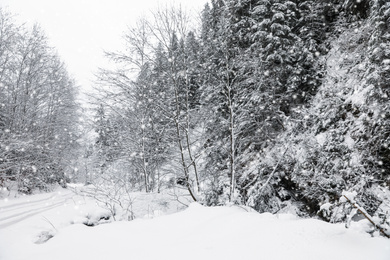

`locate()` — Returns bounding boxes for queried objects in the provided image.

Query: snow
[344,133,355,149]
[346,84,373,106]
[341,190,358,203]
[0,187,389,260]
[315,132,327,146]
[319,202,333,217]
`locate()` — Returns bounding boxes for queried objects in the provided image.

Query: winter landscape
[1,0,390,259]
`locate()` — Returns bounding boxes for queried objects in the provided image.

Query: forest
[0,11,79,193]
[0,0,389,235]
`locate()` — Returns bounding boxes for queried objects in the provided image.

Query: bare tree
[0,10,79,192]
[92,6,204,200]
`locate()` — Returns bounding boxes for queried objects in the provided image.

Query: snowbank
[1,197,389,260]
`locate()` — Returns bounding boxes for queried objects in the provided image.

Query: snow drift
[1,192,389,260]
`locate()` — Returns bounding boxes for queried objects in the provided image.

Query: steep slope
[244,3,390,235]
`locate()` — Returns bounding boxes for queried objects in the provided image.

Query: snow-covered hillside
[0,186,389,260]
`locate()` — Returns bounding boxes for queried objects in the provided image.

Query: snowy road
[0,190,74,229]
[0,186,189,260]
[0,186,106,260]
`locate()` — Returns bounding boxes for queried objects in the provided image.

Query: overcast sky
[0,0,208,95]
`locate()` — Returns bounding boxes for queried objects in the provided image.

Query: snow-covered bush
[80,170,136,221]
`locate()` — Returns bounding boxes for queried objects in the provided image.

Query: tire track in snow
[0,192,72,213]
[0,190,75,229]
[0,201,66,229]
[0,198,72,222]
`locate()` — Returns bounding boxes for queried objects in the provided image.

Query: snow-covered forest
[89,0,390,232]
[1,0,390,254]
[0,10,79,193]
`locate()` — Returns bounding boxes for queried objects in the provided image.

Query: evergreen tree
[94,104,116,175]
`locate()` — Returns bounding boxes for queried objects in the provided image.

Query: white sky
[0,0,209,94]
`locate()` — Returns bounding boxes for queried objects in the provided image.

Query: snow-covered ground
[0,186,389,260]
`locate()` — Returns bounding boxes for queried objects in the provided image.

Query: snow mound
[341,190,358,202]
[1,202,389,260]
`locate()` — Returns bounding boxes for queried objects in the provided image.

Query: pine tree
[184,31,202,109]
[94,104,115,175]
